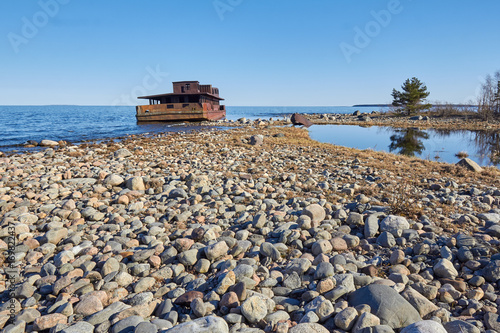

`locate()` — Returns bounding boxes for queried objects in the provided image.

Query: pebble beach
[1,122,500,333]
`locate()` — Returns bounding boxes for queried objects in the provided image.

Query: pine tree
[391,77,431,115]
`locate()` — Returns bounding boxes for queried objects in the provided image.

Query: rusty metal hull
[136,103,225,122]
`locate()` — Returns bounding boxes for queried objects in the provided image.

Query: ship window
[167,104,174,109]
[181,86,185,93]
[186,84,190,90]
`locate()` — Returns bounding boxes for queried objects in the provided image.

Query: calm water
[0,105,498,167]
[309,125,500,167]
[0,105,381,149]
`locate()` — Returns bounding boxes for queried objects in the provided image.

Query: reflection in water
[432,129,500,166]
[388,128,430,157]
[473,130,500,165]
[309,124,500,167]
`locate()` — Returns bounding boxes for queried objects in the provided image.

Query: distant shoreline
[352,104,478,108]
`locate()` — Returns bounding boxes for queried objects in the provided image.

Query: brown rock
[175,238,194,252]
[174,290,204,306]
[317,279,335,294]
[34,313,67,331]
[389,264,410,276]
[330,237,348,251]
[439,278,466,292]
[74,295,103,316]
[220,292,240,308]
[117,195,129,205]
[390,250,405,265]
[232,281,247,301]
[361,265,378,277]
[53,276,72,295]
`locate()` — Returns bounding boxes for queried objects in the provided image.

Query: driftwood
[291,113,313,128]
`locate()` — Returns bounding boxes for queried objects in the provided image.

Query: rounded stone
[302,204,326,224]
[400,320,447,333]
[241,296,268,323]
[433,259,458,279]
[289,323,329,333]
[334,307,358,331]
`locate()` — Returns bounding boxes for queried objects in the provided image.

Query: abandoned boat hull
[136,103,225,122]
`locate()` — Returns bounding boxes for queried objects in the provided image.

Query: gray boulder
[380,215,409,237]
[456,158,483,172]
[400,320,447,333]
[443,320,480,333]
[163,315,229,333]
[348,284,421,329]
[483,260,500,282]
[289,323,329,333]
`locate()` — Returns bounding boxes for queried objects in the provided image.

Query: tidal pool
[309,124,500,167]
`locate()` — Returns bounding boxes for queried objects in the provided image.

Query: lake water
[309,125,500,167]
[0,105,498,167]
[0,105,382,149]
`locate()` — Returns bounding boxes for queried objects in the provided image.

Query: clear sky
[1,0,499,106]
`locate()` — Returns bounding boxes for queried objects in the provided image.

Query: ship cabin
[136,81,226,122]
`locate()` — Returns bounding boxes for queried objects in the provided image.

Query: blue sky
[0,0,499,106]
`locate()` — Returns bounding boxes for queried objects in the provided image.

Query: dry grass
[455,151,469,159]
[386,180,423,219]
